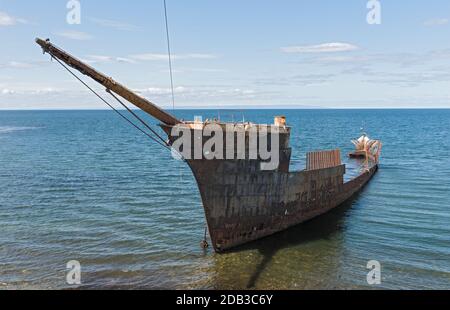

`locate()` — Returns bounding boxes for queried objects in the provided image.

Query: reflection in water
[202,195,362,290]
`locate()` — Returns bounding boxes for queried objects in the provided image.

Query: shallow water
[0,109,449,289]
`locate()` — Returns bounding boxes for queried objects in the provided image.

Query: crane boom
[35,38,181,126]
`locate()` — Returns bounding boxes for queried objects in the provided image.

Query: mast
[35,38,181,126]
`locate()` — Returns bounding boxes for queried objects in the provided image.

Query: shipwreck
[36,38,382,253]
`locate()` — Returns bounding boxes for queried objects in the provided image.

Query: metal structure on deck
[307,150,342,171]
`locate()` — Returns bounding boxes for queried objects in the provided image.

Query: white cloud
[256,73,337,87]
[424,18,449,26]
[0,11,28,26]
[89,17,140,31]
[1,84,224,107]
[132,85,264,103]
[0,87,60,96]
[184,54,217,59]
[189,68,228,73]
[159,67,228,74]
[0,61,32,69]
[59,53,216,67]
[31,87,59,95]
[1,89,15,95]
[362,70,450,87]
[281,43,359,53]
[313,55,370,63]
[6,61,34,69]
[55,31,93,41]
[116,57,136,64]
[130,53,168,61]
[130,53,217,61]
[135,86,188,96]
[0,61,49,69]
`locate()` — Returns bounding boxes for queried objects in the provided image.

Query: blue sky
[1,0,450,109]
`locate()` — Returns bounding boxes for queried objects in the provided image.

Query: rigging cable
[163,0,176,111]
[49,53,170,151]
[163,0,186,184]
[106,89,169,147]
[106,89,186,162]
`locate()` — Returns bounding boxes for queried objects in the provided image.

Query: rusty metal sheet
[306,149,341,170]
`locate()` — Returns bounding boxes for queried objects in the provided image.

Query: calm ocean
[0,109,449,289]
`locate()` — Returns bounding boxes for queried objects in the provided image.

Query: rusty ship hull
[162,124,379,252]
[185,155,378,252]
